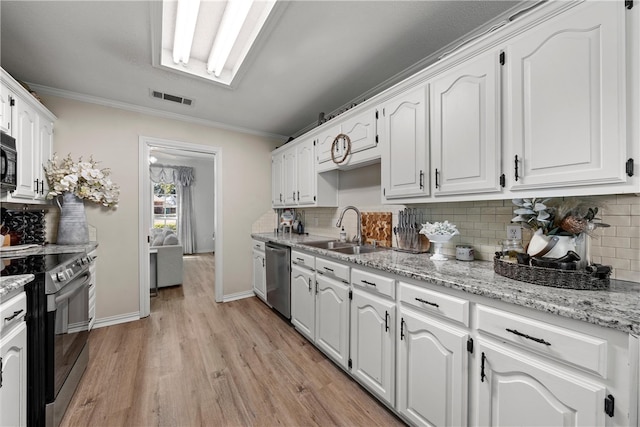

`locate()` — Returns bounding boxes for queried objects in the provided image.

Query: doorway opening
[139,136,223,318]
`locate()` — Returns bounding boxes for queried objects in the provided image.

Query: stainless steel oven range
[1,250,94,427]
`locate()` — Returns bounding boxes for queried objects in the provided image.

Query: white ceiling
[0,1,525,140]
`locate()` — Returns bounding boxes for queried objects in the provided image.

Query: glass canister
[501,238,524,259]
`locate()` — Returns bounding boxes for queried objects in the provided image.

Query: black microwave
[1,131,17,192]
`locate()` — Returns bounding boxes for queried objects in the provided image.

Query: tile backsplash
[252,194,640,283]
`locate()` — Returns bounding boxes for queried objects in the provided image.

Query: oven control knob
[56,272,66,282]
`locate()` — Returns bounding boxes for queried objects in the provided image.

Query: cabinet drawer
[316,257,350,283]
[292,251,315,270]
[399,281,469,327]
[252,240,265,252]
[351,268,395,299]
[1,292,27,336]
[476,305,608,377]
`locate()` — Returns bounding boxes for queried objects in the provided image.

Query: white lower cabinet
[397,307,470,427]
[291,263,315,341]
[475,339,606,427]
[315,272,350,370]
[282,248,635,427]
[0,292,28,427]
[350,288,395,406]
[252,241,266,301]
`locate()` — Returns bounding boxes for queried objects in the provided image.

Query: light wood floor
[61,253,405,427]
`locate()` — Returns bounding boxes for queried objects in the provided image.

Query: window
[153,183,177,230]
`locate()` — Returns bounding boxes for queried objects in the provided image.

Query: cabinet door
[291,264,315,341]
[340,107,379,164]
[350,288,395,405]
[397,308,469,427]
[283,149,297,206]
[506,1,627,190]
[271,153,284,207]
[431,52,501,196]
[0,85,12,134]
[0,322,27,427]
[316,124,342,166]
[10,97,38,199]
[315,274,350,369]
[382,85,429,199]
[252,249,266,301]
[296,139,315,205]
[35,119,53,200]
[476,340,606,427]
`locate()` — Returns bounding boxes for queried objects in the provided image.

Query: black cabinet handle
[514,155,519,182]
[385,310,389,332]
[415,297,439,308]
[297,191,300,200]
[361,280,376,287]
[308,278,311,291]
[434,169,439,189]
[419,170,424,189]
[34,179,39,193]
[481,352,486,382]
[296,257,305,263]
[324,267,334,272]
[4,309,24,322]
[400,318,405,340]
[506,328,551,346]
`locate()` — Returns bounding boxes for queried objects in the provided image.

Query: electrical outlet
[507,225,522,240]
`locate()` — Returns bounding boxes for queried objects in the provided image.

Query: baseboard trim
[92,312,141,329]
[223,290,256,302]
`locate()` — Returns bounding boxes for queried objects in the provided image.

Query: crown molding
[27,83,288,141]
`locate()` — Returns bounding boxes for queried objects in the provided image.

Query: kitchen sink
[301,240,356,250]
[330,245,390,255]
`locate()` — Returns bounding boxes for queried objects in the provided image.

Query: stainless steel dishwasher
[265,241,291,319]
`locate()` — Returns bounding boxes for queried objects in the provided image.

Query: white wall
[43,95,280,321]
[152,153,215,253]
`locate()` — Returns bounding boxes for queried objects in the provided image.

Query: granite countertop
[0,242,98,302]
[0,274,34,303]
[252,232,640,335]
[0,242,98,258]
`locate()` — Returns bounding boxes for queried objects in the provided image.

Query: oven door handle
[48,272,91,312]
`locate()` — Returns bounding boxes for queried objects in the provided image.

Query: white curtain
[149,165,196,254]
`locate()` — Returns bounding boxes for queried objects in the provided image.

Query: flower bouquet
[419,221,459,260]
[44,153,120,207]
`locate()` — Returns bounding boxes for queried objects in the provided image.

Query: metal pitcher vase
[56,192,89,245]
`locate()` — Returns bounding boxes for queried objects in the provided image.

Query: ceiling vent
[150,89,194,106]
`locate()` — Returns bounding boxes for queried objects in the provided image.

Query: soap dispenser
[339,226,347,242]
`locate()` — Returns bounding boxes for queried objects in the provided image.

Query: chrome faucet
[336,206,362,246]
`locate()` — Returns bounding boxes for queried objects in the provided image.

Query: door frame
[138,136,223,317]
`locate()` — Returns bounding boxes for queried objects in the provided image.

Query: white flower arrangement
[419,221,460,236]
[44,153,120,207]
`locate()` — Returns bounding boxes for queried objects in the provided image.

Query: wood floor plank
[60,253,405,426]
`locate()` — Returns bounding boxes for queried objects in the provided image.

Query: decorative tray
[493,256,610,290]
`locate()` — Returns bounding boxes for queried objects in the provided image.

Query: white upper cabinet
[316,123,342,167]
[1,68,56,204]
[0,85,12,134]
[283,149,297,206]
[505,1,628,191]
[271,153,284,207]
[316,108,380,173]
[295,138,315,205]
[9,96,38,200]
[430,50,502,196]
[381,85,429,200]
